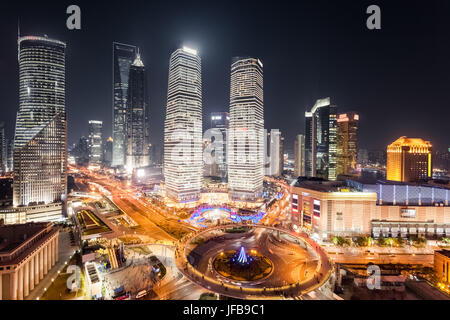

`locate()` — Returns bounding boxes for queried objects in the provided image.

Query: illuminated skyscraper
[0,122,6,175]
[336,112,358,176]
[208,112,229,179]
[13,36,67,217]
[294,134,305,177]
[126,51,149,171]
[228,57,264,201]
[88,120,103,166]
[164,47,202,202]
[304,98,337,180]
[265,129,283,177]
[112,42,137,168]
[386,136,432,182]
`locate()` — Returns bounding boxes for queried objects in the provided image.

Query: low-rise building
[0,222,59,300]
[434,249,450,287]
[290,177,450,240]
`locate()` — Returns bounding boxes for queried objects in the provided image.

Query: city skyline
[0,1,449,154]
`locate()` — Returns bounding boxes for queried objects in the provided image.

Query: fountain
[213,246,273,281]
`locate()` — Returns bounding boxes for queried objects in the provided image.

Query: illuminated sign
[401,208,416,218]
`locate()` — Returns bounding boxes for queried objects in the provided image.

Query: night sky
[0,0,449,154]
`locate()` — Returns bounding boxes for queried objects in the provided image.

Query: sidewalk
[26,230,79,300]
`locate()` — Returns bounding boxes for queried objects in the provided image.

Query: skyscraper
[208,112,229,179]
[126,51,149,172]
[304,98,337,180]
[294,134,306,177]
[164,47,202,202]
[13,35,67,219]
[103,137,113,167]
[112,42,137,168]
[228,57,264,201]
[88,120,103,166]
[265,129,284,177]
[336,112,359,176]
[0,122,6,175]
[386,136,432,182]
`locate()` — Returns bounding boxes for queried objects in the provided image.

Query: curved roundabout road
[174,223,334,299]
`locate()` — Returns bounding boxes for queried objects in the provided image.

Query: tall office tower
[126,51,149,172]
[6,139,13,172]
[208,112,229,179]
[164,47,202,202]
[112,42,137,168]
[0,123,6,175]
[103,137,113,167]
[386,136,432,182]
[358,149,369,165]
[73,137,90,166]
[265,129,284,176]
[13,36,67,215]
[88,120,103,166]
[304,98,337,180]
[336,112,359,176]
[228,57,264,201]
[294,134,306,177]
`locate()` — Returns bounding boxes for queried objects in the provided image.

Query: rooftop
[436,249,450,259]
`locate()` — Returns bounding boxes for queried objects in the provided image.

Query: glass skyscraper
[13,35,67,212]
[228,57,264,201]
[336,112,359,176]
[112,42,137,168]
[164,47,203,202]
[208,112,229,179]
[88,120,103,166]
[304,98,337,181]
[126,51,149,172]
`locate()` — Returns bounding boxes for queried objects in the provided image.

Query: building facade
[0,123,6,175]
[0,222,59,300]
[88,120,103,167]
[228,57,264,201]
[126,52,149,172]
[294,134,306,177]
[336,112,358,176]
[13,36,67,222]
[305,98,337,181]
[291,177,450,240]
[112,42,137,168]
[265,129,284,177]
[207,112,229,179]
[164,47,203,202]
[434,250,450,287]
[387,136,432,182]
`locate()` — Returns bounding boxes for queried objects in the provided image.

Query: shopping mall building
[290,177,450,240]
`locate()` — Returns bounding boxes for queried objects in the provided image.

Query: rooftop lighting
[183,46,198,55]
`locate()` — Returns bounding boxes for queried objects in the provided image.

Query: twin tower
[163,47,264,204]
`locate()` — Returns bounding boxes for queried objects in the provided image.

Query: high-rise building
[72,137,89,167]
[265,129,284,176]
[228,57,264,201]
[294,134,306,177]
[6,139,13,173]
[13,35,67,220]
[112,42,137,168]
[88,120,103,166]
[208,112,229,179]
[336,112,359,176]
[126,51,149,172]
[304,98,337,180]
[386,136,432,182]
[103,137,113,167]
[164,47,202,202]
[0,122,6,175]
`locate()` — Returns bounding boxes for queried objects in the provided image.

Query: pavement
[26,229,79,300]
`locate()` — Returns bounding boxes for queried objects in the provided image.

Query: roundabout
[213,247,273,282]
[174,223,334,299]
